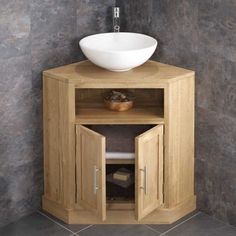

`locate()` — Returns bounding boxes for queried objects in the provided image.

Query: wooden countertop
[43,60,194,88]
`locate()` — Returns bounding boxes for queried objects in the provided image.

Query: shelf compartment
[106,164,135,207]
[75,88,164,124]
[75,107,164,124]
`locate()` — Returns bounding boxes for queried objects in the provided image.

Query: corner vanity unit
[42,60,196,224]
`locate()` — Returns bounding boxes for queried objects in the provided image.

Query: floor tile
[0,212,72,236]
[147,210,199,233]
[208,226,236,236]
[164,212,231,236]
[39,210,90,233]
[78,224,161,236]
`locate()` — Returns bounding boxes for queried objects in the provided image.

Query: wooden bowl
[104,100,133,112]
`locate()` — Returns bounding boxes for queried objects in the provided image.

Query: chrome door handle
[93,165,99,194]
[140,165,148,195]
[144,165,147,195]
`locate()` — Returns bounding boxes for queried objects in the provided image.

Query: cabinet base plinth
[42,195,196,224]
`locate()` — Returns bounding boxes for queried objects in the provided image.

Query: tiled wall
[0,0,115,227]
[116,0,236,226]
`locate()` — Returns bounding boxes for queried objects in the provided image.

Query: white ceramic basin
[79,32,157,72]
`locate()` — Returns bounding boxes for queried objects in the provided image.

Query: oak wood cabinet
[42,60,196,224]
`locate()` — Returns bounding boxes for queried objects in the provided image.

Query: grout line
[144,224,162,234]
[75,224,94,234]
[37,210,75,234]
[159,212,201,236]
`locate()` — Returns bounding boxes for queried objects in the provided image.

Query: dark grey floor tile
[209,226,236,236]
[0,212,73,236]
[165,212,230,236]
[147,210,199,233]
[79,224,161,236]
[39,210,90,233]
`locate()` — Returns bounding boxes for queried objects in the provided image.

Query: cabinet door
[135,125,164,221]
[76,125,106,221]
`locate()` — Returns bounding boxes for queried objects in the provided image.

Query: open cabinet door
[135,125,164,221]
[76,125,106,221]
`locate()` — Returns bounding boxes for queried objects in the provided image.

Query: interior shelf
[75,107,164,124]
[106,152,135,165]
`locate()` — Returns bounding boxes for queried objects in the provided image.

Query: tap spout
[112,7,120,32]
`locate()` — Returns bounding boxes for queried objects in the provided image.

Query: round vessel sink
[79,32,157,72]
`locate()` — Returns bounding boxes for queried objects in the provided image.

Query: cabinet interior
[85,125,155,210]
[86,125,154,153]
[106,164,135,210]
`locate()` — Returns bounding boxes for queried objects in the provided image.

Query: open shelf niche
[75,89,164,124]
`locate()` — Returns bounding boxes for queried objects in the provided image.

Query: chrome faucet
[112,7,120,32]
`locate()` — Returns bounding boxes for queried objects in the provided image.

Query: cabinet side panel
[58,81,76,208]
[165,76,195,207]
[43,77,62,203]
[43,77,75,209]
